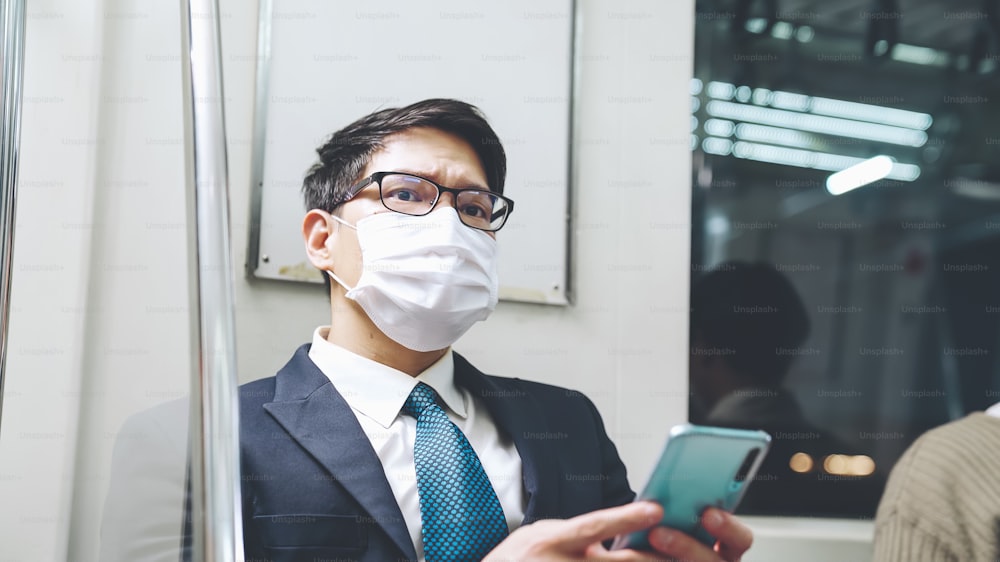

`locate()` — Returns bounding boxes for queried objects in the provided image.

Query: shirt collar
[307,326,467,428]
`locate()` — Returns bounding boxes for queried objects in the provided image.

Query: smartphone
[611,423,771,550]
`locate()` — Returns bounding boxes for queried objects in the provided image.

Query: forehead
[363,127,488,187]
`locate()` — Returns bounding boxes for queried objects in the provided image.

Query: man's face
[328,126,491,288]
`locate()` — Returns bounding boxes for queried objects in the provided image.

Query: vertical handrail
[179,0,244,560]
[0,0,26,434]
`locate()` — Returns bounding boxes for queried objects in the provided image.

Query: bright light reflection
[706,214,730,235]
[771,21,794,39]
[789,452,814,473]
[745,17,768,33]
[822,454,877,476]
[826,155,894,195]
[824,454,848,475]
[847,455,876,477]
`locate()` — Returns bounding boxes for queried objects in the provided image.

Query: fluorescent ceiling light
[705,118,736,137]
[888,162,920,181]
[770,91,810,112]
[809,97,932,130]
[702,137,734,156]
[707,81,736,100]
[891,43,950,68]
[705,82,736,100]
[735,123,817,149]
[726,140,920,182]
[703,80,934,131]
[751,87,773,106]
[734,125,924,169]
[813,151,869,172]
[825,155,894,195]
[707,100,928,147]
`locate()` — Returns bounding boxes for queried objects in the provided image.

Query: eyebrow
[390,169,490,191]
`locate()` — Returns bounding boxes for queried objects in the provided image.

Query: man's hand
[647,506,754,562]
[483,502,753,562]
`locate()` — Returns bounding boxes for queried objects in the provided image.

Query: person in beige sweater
[873,401,1000,562]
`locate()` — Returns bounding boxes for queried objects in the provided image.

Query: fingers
[584,542,674,562]
[560,501,664,551]
[647,526,718,562]
[703,509,753,561]
[645,509,753,562]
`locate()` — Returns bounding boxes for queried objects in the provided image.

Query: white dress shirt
[307,327,526,561]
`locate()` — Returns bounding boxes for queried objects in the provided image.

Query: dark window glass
[690,0,1000,518]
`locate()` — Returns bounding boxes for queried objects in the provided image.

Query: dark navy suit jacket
[239,344,636,562]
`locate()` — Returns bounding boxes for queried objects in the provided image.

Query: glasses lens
[456,190,507,231]
[379,174,438,215]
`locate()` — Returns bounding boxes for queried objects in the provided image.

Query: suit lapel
[262,346,417,561]
[453,353,560,524]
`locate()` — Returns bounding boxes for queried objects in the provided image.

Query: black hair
[302,98,507,213]
[690,261,811,386]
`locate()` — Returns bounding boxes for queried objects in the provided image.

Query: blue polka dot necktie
[401,383,509,562]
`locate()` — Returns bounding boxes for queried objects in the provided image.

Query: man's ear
[303,209,336,270]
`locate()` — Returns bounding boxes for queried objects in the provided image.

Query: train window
[690,0,1000,518]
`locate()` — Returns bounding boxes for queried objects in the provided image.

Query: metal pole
[179,0,243,560]
[0,0,26,434]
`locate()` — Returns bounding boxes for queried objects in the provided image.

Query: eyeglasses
[334,172,515,232]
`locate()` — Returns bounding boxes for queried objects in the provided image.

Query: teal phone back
[618,424,771,549]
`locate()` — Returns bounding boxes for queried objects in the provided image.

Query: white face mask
[327,208,499,352]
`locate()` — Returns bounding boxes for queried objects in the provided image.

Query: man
[237,99,753,561]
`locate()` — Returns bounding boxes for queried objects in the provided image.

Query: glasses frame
[333,171,515,232]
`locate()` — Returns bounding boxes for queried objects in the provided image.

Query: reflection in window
[691,0,1000,518]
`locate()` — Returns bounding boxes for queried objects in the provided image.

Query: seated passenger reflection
[689,260,883,516]
[689,261,811,429]
[100,398,189,562]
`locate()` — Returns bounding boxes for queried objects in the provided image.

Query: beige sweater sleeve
[872,413,1000,562]
[873,502,959,562]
